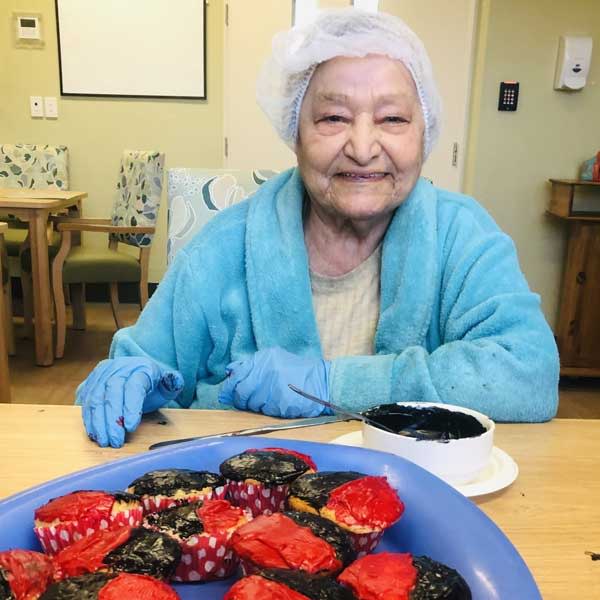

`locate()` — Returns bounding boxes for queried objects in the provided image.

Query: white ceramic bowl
[361,402,495,485]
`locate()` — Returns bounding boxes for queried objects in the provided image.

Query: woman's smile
[335,171,389,182]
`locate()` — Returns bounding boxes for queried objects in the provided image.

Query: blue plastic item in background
[0,437,541,599]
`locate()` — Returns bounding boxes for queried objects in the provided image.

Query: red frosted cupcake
[0,549,54,600]
[52,526,181,582]
[225,569,355,600]
[98,573,179,599]
[38,572,180,599]
[288,472,404,556]
[126,469,227,514]
[34,491,143,555]
[143,498,250,582]
[231,511,354,577]
[338,552,472,600]
[220,448,316,517]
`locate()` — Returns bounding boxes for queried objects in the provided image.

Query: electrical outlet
[44,96,58,118]
[30,96,43,118]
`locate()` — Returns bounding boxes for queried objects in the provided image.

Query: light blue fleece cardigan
[111,168,559,422]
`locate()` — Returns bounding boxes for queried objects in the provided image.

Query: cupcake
[52,526,181,581]
[288,472,404,555]
[0,549,54,600]
[231,511,354,577]
[39,572,180,600]
[220,448,315,516]
[34,491,143,554]
[143,498,250,582]
[337,552,472,599]
[126,469,227,513]
[225,568,356,600]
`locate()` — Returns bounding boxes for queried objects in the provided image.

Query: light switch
[30,96,43,118]
[44,96,58,118]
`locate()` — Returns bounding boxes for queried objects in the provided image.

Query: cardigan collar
[245,168,437,357]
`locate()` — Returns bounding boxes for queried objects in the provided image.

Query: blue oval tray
[0,436,540,599]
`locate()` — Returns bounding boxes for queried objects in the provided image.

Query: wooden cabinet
[548,179,600,376]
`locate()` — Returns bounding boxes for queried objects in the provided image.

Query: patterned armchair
[0,143,69,190]
[51,150,164,359]
[167,168,278,264]
[0,143,69,250]
[0,143,70,345]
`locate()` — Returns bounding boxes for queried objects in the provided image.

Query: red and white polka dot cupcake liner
[141,486,227,514]
[226,481,288,517]
[347,529,384,557]
[34,506,144,555]
[172,530,238,582]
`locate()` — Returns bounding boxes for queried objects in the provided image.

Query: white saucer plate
[330,431,518,498]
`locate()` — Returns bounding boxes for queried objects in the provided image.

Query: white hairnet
[256,8,442,159]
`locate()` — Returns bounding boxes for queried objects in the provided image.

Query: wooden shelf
[546,209,600,221]
[549,179,600,186]
[560,366,600,378]
[547,179,600,218]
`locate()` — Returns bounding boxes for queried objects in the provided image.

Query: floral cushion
[167,168,278,264]
[111,150,165,248]
[0,144,69,189]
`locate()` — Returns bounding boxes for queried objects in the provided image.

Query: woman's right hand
[76,357,184,448]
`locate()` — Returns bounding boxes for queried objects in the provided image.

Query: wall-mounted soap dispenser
[554,36,593,90]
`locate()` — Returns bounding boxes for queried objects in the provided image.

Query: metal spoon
[288,384,398,435]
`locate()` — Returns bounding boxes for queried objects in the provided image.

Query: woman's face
[296,55,425,225]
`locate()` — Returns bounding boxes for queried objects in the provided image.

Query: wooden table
[0,189,87,366]
[0,405,598,599]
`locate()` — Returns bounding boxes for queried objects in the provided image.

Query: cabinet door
[557,222,600,368]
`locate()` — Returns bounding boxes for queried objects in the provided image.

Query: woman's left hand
[218,347,331,418]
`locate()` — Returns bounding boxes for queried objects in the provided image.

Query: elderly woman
[79,9,559,448]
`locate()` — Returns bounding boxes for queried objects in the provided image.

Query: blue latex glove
[76,357,184,448]
[218,347,332,418]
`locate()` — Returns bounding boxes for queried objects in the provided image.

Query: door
[223,0,477,191]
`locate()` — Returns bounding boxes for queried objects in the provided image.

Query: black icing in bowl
[361,404,487,442]
[359,403,495,485]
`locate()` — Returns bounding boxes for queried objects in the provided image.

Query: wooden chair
[0,144,70,340]
[52,150,165,359]
[0,223,12,403]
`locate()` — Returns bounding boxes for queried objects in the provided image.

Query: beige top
[310,245,381,360]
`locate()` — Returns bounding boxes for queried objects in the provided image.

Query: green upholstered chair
[0,144,70,342]
[52,150,164,359]
[166,168,278,264]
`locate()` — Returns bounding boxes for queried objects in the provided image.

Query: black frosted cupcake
[52,526,181,581]
[338,552,472,599]
[143,498,250,582]
[231,510,354,577]
[288,471,404,555]
[220,448,316,516]
[225,568,356,600]
[126,469,227,513]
